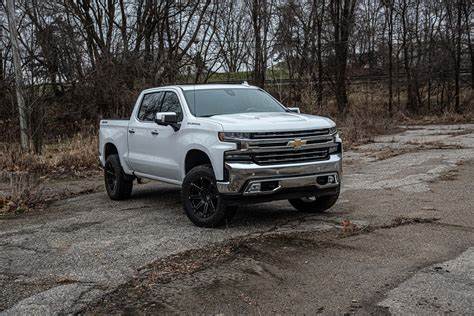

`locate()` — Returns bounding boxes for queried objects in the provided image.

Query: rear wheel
[289,192,339,213]
[182,165,235,227]
[104,154,133,200]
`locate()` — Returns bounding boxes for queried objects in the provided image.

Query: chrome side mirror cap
[287,107,301,113]
[155,112,179,131]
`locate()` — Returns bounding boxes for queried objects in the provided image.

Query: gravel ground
[1,124,473,315]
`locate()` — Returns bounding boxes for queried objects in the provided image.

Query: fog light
[328,175,336,184]
[247,183,261,193]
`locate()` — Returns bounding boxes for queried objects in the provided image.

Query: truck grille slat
[254,149,329,165]
[251,129,330,139]
[254,149,328,159]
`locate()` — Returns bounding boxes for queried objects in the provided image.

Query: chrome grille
[253,147,329,165]
[225,128,336,165]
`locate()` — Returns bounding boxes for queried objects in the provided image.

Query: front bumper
[216,154,342,195]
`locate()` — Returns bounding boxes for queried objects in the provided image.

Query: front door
[127,90,183,181]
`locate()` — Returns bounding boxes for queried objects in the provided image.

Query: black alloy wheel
[104,154,133,200]
[105,160,117,192]
[182,165,235,227]
[188,176,219,220]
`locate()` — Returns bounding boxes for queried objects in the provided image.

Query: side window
[137,92,162,121]
[160,92,183,122]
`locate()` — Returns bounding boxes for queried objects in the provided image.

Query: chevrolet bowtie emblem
[287,138,307,149]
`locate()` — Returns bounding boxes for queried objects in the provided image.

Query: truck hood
[205,112,335,132]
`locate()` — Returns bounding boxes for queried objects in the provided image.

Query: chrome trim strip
[239,140,336,153]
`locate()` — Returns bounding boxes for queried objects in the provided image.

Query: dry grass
[0,172,45,214]
[401,112,474,125]
[0,134,100,215]
[0,133,99,179]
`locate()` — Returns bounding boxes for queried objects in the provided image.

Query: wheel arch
[184,149,213,175]
[104,142,118,160]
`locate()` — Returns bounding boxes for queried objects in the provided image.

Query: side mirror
[155,112,179,131]
[287,107,301,113]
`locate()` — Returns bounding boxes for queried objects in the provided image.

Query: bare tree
[6,0,28,150]
[329,0,358,114]
[382,0,394,116]
[215,0,249,75]
[248,0,274,88]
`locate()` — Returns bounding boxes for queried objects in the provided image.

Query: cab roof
[147,83,260,92]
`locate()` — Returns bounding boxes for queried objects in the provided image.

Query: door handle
[128,129,135,134]
[151,130,159,135]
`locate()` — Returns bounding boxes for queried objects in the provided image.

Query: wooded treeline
[0,0,472,152]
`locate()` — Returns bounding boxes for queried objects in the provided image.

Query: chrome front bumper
[216,154,342,195]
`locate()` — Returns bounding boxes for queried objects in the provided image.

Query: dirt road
[1,124,473,315]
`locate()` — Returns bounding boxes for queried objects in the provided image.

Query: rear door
[127,91,163,174]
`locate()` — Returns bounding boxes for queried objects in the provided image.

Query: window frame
[136,91,164,122]
[159,91,184,122]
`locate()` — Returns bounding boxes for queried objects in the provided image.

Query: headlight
[218,132,252,142]
[329,126,337,135]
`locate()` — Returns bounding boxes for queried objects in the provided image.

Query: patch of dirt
[404,140,465,150]
[81,215,441,315]
[432,169,459,182]
[359,141,466,161]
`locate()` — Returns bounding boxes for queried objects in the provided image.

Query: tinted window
[183,88,285,117]
[160,92,183,121]
[137,92,162,121]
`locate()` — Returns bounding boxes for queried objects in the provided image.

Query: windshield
[183,88,286,117]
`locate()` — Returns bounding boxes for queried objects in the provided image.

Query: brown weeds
[0,172,45,214]
[0,133,99,178]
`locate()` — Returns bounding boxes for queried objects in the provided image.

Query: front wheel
[289,192,339,213]
[182,165,235,227]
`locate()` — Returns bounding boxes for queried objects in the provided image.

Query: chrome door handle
[128,129,135,134]
[151,130,159,135]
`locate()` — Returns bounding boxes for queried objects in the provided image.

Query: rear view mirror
[155,112,179,131]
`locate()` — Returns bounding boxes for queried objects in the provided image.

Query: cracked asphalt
[1,124,473,315]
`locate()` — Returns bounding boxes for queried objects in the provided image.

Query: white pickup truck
[99,83,342,227]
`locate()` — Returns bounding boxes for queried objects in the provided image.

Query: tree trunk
[251,0,266,88]
[6,0,29,150]
[387,2,393,117]
[317,0,325,109]
[463,1,474,88]
[454,0,462,113]
[331,0,356,115]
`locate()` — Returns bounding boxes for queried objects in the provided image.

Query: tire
[104,154,133,200]
[289,191,339,213]
[182,165,235,228]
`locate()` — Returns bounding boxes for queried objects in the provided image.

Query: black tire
[289,192,339,213]
[104,154,133,200]
[182,165,235,228]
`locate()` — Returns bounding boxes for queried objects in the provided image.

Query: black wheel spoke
[208,199,216,212]
[189,194,201,200]
[195,200,205,210]
[191,183,204,191]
